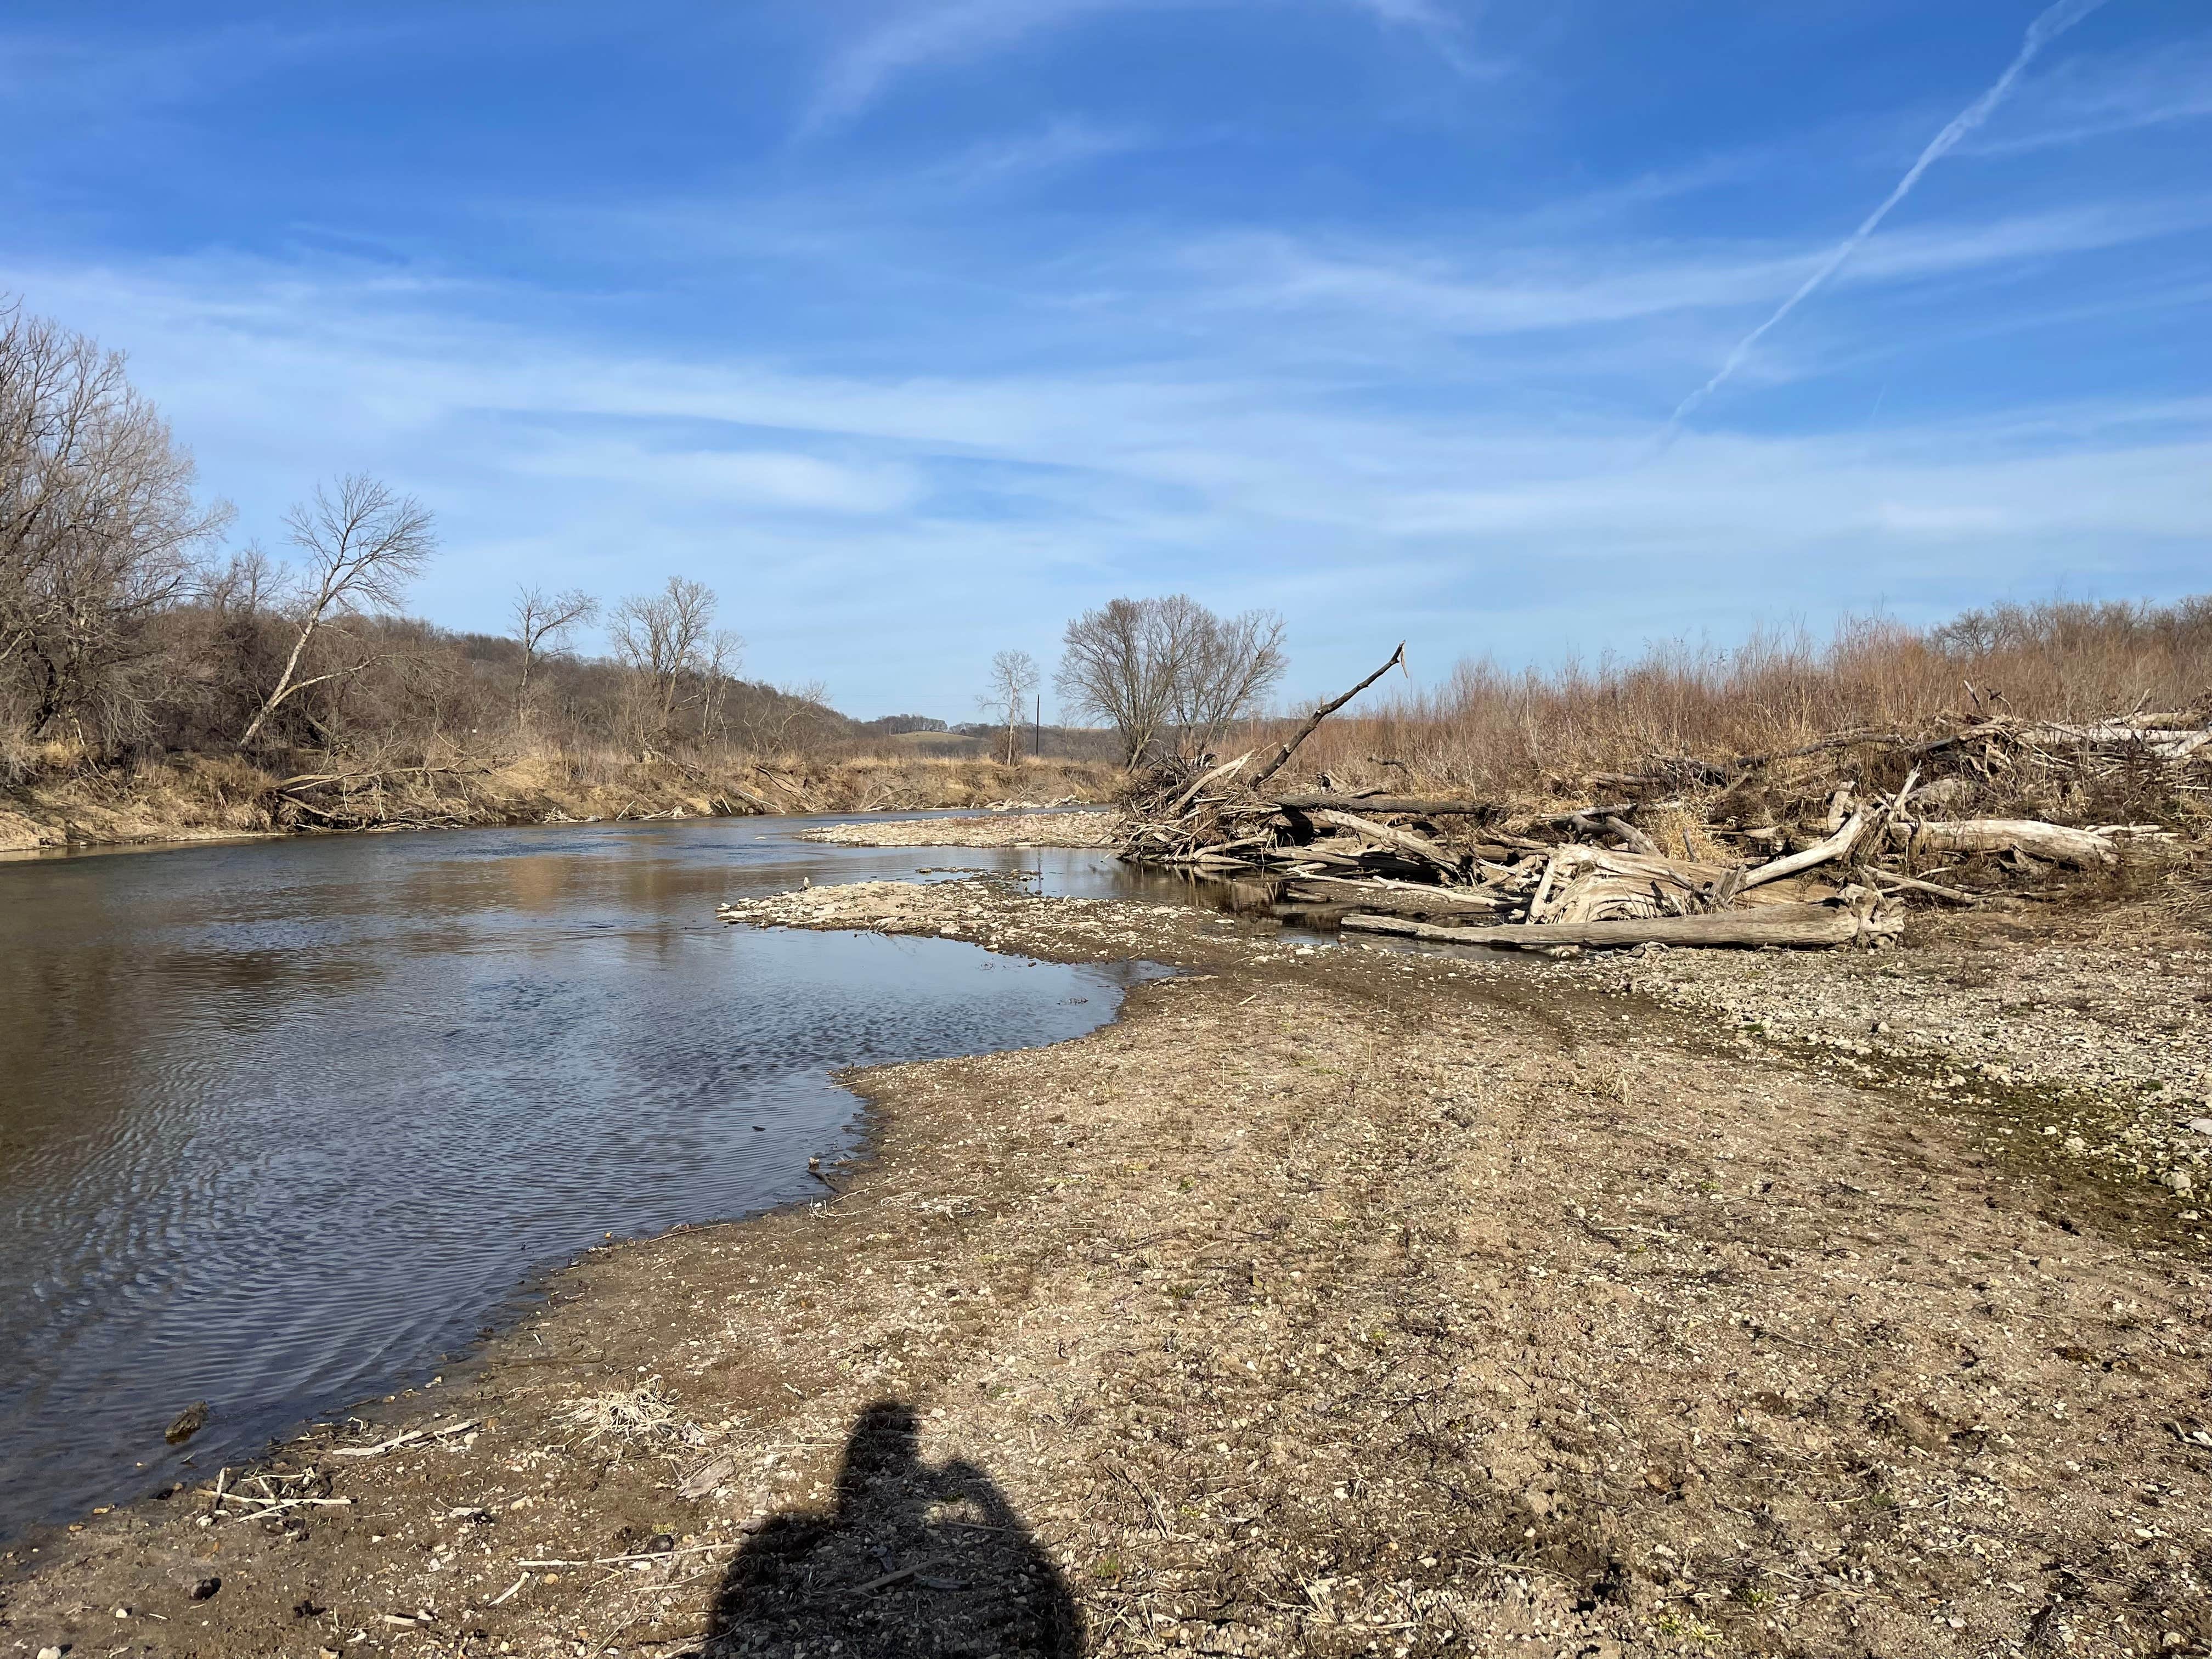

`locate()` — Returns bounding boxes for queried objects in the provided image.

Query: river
[0,816,1163,1541]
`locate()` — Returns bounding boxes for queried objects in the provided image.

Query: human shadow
[703,1400,1083,1657]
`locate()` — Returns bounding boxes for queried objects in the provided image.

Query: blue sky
[4,1,2207,718]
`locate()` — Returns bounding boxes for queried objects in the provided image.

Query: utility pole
[1034,695,1042,761]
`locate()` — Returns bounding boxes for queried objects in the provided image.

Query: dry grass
[563,1376,691,1446]
[0,748,1121,850]
[1276,597,2212,802]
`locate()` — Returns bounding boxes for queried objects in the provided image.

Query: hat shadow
[703,1400,1083,1657]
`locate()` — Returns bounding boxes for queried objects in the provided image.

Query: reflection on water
[0,817,1159,1539]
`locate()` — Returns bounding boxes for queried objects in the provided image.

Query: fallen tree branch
[1167,750,1254,816]
[1249,643,1406,789]
[1740,810,1866,890]
[1870,868,1982,906]
[1269,794,1493,816]
[1343,901,1901,951]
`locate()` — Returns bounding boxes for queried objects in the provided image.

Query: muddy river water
[0,816,1163,1540]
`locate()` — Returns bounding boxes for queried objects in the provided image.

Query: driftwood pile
[1119,650,2203,952]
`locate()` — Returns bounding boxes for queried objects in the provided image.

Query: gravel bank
[5,881,2206,1658]
[795,811,1122,849]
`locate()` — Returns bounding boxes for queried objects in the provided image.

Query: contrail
[1665,0,2113,434]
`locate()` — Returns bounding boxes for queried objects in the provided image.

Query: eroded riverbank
[4,879,2208,1657]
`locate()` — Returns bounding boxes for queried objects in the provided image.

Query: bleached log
[1889,818,2115,868]
[1342,901,1900,950]
[1307,809,1462,873]
[1166,750,1253,816]
[1740,810,1865,890]
[1288,877,1513,916]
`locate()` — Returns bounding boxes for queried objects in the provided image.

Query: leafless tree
[610,575,719,751]
[237,475,436,750]
[699,629,747,743]
[1171,606,1286,755]
[0,300,231,750]
[1056,599,1185,766]
[741,677,837,753]
[978,648,1040,765]
[511,584,599,731]
[1057,595,1280,766]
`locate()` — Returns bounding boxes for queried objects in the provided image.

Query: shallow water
[0,816,1161,1540]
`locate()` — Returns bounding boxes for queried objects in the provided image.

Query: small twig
[517,1540,737,1568]
[329,1418,481,1458]
[852,1557,951,1594]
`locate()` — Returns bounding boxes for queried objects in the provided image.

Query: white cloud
[800,0,1492,134]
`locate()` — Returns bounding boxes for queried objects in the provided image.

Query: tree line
[4,294,1292,782]
[0,300,845,775]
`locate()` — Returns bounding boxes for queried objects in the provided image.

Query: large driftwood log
[1342,901,1900,950]
[1889,818,2115,868]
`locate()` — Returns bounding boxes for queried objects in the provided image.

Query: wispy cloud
[801,0,1113,137]
[1969,33,2212,155]
[1177,196,2208,343]
[800,0,1491,135]
[928,116,1156,190]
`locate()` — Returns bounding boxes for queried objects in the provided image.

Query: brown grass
[1278,597,2212,799]
[0,749,1120,852]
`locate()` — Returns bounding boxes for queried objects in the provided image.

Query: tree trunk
[1888,819,2115,868]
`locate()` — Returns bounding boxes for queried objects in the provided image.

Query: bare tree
[238,475,436,750]
[0,300,231,750]
[511,584,599,731]
[609,576,718,752]
[978,648,1041,765]
[699,629,747,744]
[1056,599,1184,767]
[1056,595,1277,766]
[1171,606,1287,755]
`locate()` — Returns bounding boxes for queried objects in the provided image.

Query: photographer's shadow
[704,1400,1082,1657]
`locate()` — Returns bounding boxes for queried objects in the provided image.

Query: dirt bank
[3,884,2207,1657]
[797,811,1123,849]
[0,755,1118,854]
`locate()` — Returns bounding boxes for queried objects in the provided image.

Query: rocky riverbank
[3,882,2206,1657]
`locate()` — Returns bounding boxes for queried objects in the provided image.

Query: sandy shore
[796,811,1122,849]
[4,883,2207,1657]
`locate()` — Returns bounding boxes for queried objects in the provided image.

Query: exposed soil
[797,812,1122,850]
[4,882,2208,1658]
